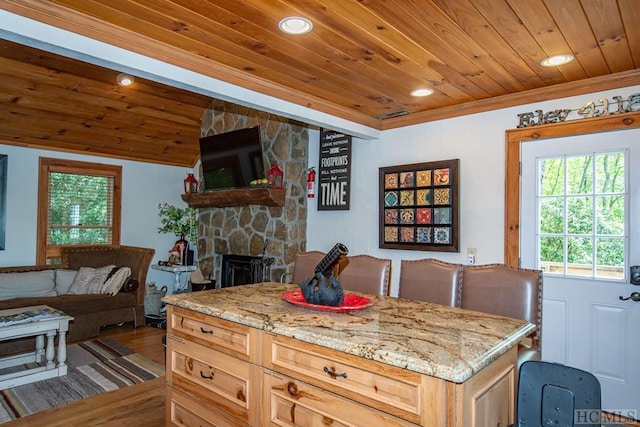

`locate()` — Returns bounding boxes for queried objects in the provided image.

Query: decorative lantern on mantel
[183,172,198,194]
[267,163,284,189]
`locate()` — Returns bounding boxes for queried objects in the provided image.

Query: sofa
[0,245,154,355]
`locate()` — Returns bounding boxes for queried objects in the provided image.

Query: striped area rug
[0,337,164,423]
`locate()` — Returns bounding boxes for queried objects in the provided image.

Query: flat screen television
[199,126,265,191]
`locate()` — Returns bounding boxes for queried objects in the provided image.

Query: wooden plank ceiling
[0,0,639,166]
[0,39,213,166]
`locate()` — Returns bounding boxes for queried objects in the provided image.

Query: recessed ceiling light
[410,88,434,97]
[540,54,575,67]
[116,73,134,86]
[278,17,313,35]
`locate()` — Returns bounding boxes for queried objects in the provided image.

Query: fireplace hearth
[221,254,274,287]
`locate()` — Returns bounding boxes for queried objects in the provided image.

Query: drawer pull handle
[287,381,299,396]
[323,366,347,379]
[200,327,214,334]
[200,371,214,380]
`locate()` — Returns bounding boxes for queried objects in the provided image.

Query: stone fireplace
[195,101,309,285]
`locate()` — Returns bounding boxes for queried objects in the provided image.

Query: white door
[521,128,640,419]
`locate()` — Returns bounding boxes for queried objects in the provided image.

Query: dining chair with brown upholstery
[461,263,543,365]
[398,258,463,307]
[336,255,392,296]
[281,251,326,284]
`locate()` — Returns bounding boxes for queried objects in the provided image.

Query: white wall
[2,85,638,296]
[0,144,192,292]
[307,85,640,296]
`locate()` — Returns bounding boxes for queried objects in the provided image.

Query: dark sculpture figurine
[299,243,348,306]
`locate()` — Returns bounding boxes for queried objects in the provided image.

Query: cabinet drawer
[167,335,261,424]
[166,384,247,427]
[263,334,423,423]
[169,306,257,361]
[263,370,418,427]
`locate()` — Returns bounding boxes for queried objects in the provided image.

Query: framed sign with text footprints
[379,159,459,252]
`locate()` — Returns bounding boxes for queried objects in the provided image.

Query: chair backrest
[515,361,601,427]
[398,258,463,307]
[290,251,326,284]
[461,263,542,350]
[336,255,391,296]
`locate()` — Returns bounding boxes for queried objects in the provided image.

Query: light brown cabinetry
[166,385,241,427]
[263,333,424,424]
[166,305,518,427]
[166,306,262,426]
[262,370,417,426]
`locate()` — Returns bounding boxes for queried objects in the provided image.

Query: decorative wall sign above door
[379,159,459,252]
[516,92,640,128]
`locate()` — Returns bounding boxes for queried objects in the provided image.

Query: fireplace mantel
[181,187,285,208]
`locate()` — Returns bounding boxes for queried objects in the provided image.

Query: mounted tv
[199,126,265,191]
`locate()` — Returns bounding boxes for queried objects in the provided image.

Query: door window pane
[567,196,593,235]
[536,151,626,280]
[539,197,564,234]
[595,152,625,193]
[567,156,593,195]
[596,195,624,235]
[539,236,564,273]
[596,237,624,278]
[567,236,593,277]
[540,158,564,196]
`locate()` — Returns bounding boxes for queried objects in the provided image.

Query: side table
[151,264,197,292]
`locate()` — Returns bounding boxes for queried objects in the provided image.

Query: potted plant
[157,203,197,243]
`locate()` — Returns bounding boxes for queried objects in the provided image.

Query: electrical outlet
[466,248,477,265]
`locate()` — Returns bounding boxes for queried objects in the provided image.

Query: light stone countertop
[163,282,535,383]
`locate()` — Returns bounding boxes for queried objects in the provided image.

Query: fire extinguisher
[307,167,316,198]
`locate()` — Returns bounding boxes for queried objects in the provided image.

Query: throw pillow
[68,265,116,294]
[0,270,57,300]
[54,269,78,295]
[101,267,132,296]
[123,278,139,293]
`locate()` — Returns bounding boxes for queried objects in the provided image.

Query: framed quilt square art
[379,159,459,252]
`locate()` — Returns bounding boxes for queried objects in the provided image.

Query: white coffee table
[0,305,73,389]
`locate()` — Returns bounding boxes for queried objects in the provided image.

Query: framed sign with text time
[379,159,459,252]
[318,129,351,211]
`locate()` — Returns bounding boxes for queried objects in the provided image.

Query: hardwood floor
[3,324,639,427]
[5,325,166,427]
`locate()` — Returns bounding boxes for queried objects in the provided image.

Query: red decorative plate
[281,290,373,313]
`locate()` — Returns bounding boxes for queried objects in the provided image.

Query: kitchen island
[163,282,535,427]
